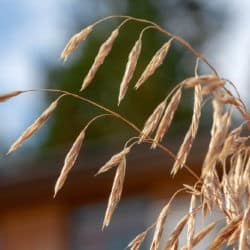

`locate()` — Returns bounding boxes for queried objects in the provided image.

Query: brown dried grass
[3,15,250,250]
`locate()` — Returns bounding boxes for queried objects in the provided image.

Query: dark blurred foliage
[43,0,225,149]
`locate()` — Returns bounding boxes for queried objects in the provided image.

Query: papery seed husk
[152,88,182,148]
[181,221,217,250]
[207,215,242,250]
[139,99,167,144]
[0,91,23,102]
[150,202,171,250]
[164,214,189,250]
[239,206,250,250]
[201,79,225,95]
[227,226,240,246]
[81,28,119,91]
[128,231,147,250]
[118,39,142,105]
[184,74,218,88]
[135,39,173,90]
[8,95,64,154]
[61,25,93,61]
[95,147,130,175]
[54,127,86,197]
[186,195,196,250]
[171,85,202,175]
[102,156,126,229]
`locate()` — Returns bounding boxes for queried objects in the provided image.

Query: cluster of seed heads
[1,15,250,249]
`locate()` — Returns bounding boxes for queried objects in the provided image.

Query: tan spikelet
[95,147,130,175]
[152,88,182,148]
[81,28,119,91]
[102,156,126,229]
[183,184,201,196]
[61,25,93,61]
[181,221,217,250]
[54,127,86,197]
[219,125,244,162]
[186,194,196,250]
[171,85,202,175]
[139,99,167,143]
[207,215,242,250]
[239,206,250,250]
[183,74,218,88]
[201,100,231,176]
[128,230,147,250]
[150,202,171,250]
[0,91,24,102]
[164,214,189,250]
[118,39,142,105]
[201,79,225,95]
[227,226,240,246]
[8,95,64,154]
[134,39,173,90]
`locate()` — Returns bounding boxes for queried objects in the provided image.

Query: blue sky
[0,0,249,150]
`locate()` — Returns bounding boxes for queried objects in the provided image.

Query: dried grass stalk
[61,25,93,61]
[118,39,142,105]
[227,226,240,246]
[201,79,225,95]
[186,195,196,250]
[150,201,171,250]
[54,127,86,197]
[95,147,130,175]
[81,28,119,91]
[134,39,173,90]
[219,125,244,162]
[139,99,167,143]
[102,156,126,229]
[164,214,189,250]
[201,99,231,176]
[183,74,218,88]
[128,230,147,250]
[152,88,182,148]
[239,206,250,250]
[172,240,178,250]
[0,91,24,102]
[8,95,64,154]
[181,221,217,250]
[171,85,202,175]
[207,215,242,250]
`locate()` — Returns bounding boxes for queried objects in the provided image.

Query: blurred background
[0,0,249,249]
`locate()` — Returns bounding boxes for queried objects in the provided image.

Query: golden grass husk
[118,39,142,105]
[181,221,217,250]
[128,230,147,250]
[186,195,196,250]
[8,95,64,154]
[54,127,86,197]
[150,202,171,250]
[239,206,250,250]
[61,25,93,61]
[95,147,130,175]
[183,74,218,88]
[139,99,166,143]
[81,28,119,91]
[171,85,202,175]
[134,38,173,90]
[207,215,242,250]
[152,88,182,148]
[164,214,189,250]
[102,156,126,229]
[0,91,24,102]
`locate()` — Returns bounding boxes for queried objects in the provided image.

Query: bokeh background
[0,0,249,249]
